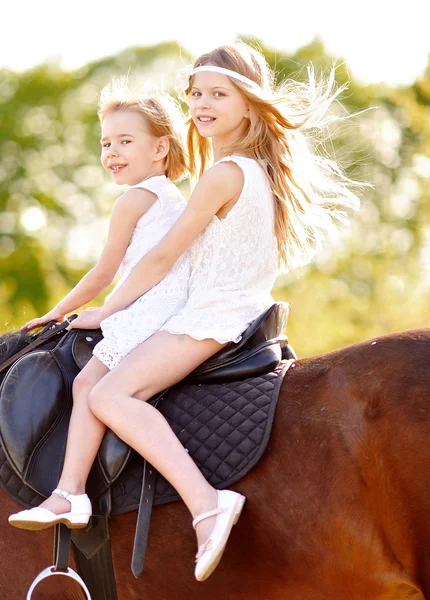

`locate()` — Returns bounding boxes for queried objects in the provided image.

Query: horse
[0,327,429,600]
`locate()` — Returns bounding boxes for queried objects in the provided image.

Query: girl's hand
[21,308,65,332]
[68,308,104,330]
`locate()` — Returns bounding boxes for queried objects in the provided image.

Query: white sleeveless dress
[160,155,279,343]
[93,175,190,369]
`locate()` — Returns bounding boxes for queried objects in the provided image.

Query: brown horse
[1,327,429,600]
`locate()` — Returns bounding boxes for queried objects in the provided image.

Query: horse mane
[0,330,33,366]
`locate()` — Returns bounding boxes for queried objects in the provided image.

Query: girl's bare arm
[22,188,156,330]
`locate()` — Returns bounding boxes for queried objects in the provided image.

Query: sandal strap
[192,508,224,530]
[52,488,71,500]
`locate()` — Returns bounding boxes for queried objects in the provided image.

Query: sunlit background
[1,0,429,356]
[2,0,429,86]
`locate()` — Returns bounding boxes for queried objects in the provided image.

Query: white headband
[192,66,261,91]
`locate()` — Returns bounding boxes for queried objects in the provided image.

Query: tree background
[0,39,429,357]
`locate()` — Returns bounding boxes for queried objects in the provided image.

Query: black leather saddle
[0,301,295,599]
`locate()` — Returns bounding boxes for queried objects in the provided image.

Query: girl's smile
[196,115,216,125]
[108,163,128,174]
[195,114,217,131]
[101,111,163,186]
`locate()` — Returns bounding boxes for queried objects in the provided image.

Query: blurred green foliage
[0,39,429,357]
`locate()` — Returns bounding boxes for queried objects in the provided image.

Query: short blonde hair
[98,78,188,183]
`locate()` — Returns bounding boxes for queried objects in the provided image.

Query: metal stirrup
[26,566,92,600]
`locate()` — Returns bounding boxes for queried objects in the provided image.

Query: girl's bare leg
[38,357,109,514]
[87,331,227,548]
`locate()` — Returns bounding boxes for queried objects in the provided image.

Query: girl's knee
[87,384,105,417]
[72,371,95,403]
[88,381,121,419]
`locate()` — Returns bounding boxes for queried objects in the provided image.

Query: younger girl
[21,81,191,368]
[9,42,359,582]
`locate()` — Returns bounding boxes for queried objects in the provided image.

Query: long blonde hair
[98,78,188,183]
[184,42,360,269]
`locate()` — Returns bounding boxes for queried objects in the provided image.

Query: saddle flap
[0,351,68,489]
[98,431,132,482]
[85,431,133,502]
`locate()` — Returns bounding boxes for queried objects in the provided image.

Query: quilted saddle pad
[110,361,289,514]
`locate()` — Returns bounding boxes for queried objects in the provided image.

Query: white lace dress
[93,175,190,369]
[160,155,279,343]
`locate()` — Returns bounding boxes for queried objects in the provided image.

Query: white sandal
[194,490,246,582]
[8,488,92,531]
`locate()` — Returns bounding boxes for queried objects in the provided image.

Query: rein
[0,316,77,375]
